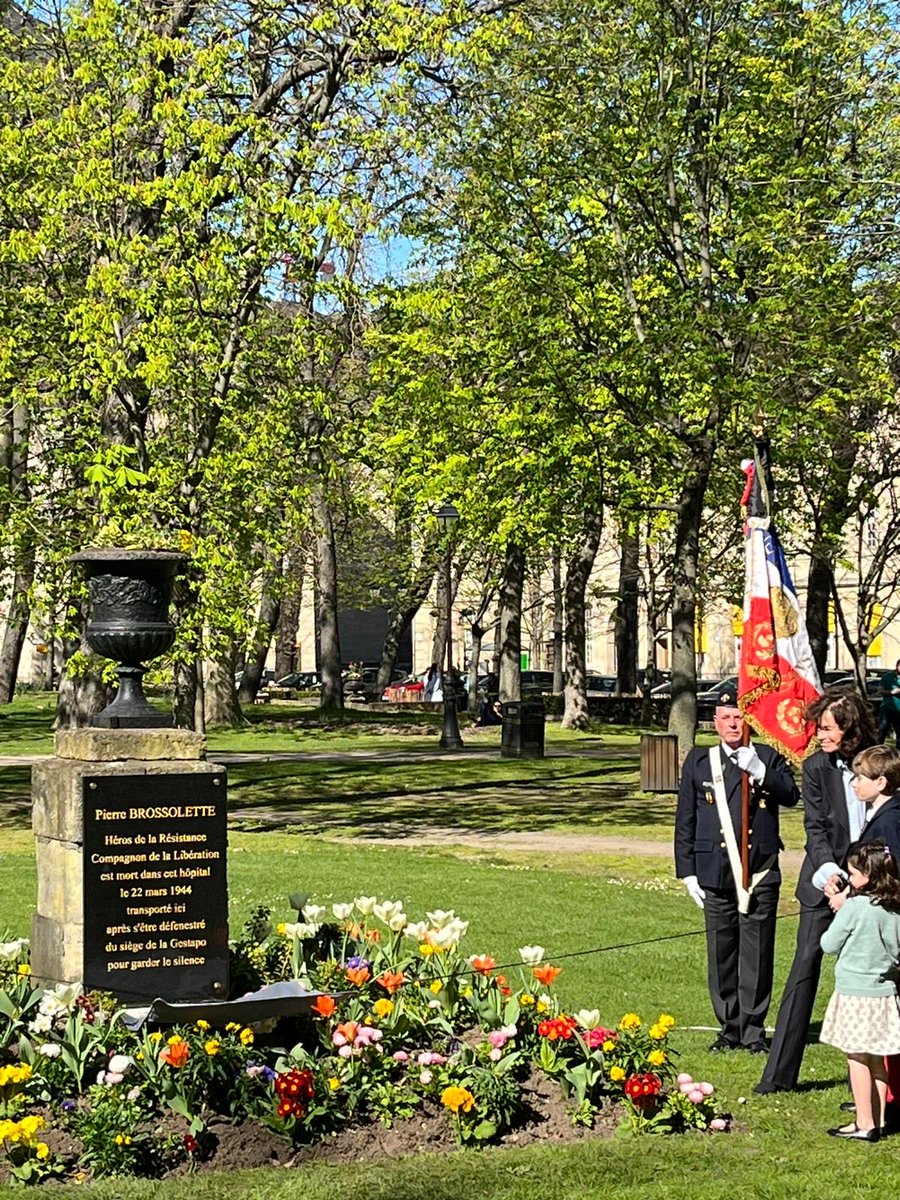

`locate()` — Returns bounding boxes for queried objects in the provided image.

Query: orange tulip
[532,964,563,987]
[159,1038,190,1068]
[346,965,371,986]
[311,995,337,1018]
[366,929,381,943]
[335,1020,360,1044]
[378,971,406,994]
[471,955,497,976]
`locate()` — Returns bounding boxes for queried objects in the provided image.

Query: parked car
[234,668,277,689]
[697,676,739,718]
[830,673,883,699]
[650,677,719,699]
[585,674,617,696]
[273,671,320,690]
[520,670,555,697]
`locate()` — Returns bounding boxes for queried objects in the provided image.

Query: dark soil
[4,1069,624,1185]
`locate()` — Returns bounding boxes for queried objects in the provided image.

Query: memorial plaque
[82,773,228,1002]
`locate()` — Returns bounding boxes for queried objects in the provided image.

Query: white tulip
[0,938,28,961]
[519,945,546,965]
[403,921,429,941]
[354,896,377,915]
[373,900,404,925]
[426,909,456,929]
[574,1009,601,1030]
[302,904,326,923]
[332,903,354,921]
[387,912,408,932]
[284,921,320,940]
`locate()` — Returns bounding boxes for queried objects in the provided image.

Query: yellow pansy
[225,1022,241,1032]
[519,993,535,1007]
[536,1001,549,1014]
[648,1049,667,1067]
[618,1013,641,1031]
[205,1039,221,1056]
[658,1013,676,1030]
[373,999,394,1018]
[239,1028,254,1046]
[195,1019,209,1032]
[328,1077,341,1091]
[17,964,30,976]
[649,1024,666,1040]
[602,1040,616,1052]
[609,1066,626,1082]
[35,1142,50,1160]
[429,980,442,994]
[148,1031,162,1044]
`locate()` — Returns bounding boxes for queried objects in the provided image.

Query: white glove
[683,875,706,909]
[735,745,766,784]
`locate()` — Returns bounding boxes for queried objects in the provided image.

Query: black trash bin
[501,699,545,759]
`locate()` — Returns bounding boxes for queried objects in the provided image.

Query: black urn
[71,548,187,729]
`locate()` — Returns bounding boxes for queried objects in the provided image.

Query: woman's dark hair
[847,841,900,909]
[806,687,877,759]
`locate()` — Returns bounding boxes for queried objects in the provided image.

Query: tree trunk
[204,643,244,727]
[0,555,34,703]
[497,542,525,702]
[238,559,281,705]
[54,633,114,730]
[806,554,833,677]
[376,546,439,693]
[313,481,342,708]
[640,565,660,727]
[467,623,484,715]
[173,659,198,730]
[274,543,305,678]
[615,525,639,695]
[668,445,713,758]
[562,511,604,730]
[551,546,564,695]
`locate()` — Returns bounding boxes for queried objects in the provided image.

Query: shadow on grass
[223,753,672,837]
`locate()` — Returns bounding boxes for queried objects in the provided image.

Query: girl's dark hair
[806,688,877,759]
[847,841,900,909]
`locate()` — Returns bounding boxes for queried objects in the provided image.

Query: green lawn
[0,694,858,1198]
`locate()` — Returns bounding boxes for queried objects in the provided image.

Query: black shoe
[827,1124,879,1142]
[753,1081,789,1095]
[743,1040,769,1055]
[708,1035,738,1053]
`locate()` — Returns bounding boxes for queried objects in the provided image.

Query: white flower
[283,921,320,940]
[51,982,83,1008]
[354,896,377,915]
[38,1043,60,1058]
[108,1054,133,1075]
[29,1013,52,1034]
[332,903,354,921]
[302,904,326,923]
[519,945,545,965]
[387,912,408,933]
[126,1086,141,1102]
[0,938,28,961]
[403,921,428,941]
[425,909,456,929]
[373,900,405,925]
[538,994,552,1007]
[574,1009,601,1030]
[503,1024,518,1038]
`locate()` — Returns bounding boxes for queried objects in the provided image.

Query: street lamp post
[435,502,464,750]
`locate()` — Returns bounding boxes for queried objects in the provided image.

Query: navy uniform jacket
[795,749,862,908]
[858,794,900,865]
[674,743,800,890]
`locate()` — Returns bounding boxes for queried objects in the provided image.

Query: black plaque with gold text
[82,773,228,1001]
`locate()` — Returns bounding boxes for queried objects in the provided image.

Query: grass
[0,694,858,1198]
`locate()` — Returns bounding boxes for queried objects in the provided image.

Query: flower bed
[0,902,728,1184]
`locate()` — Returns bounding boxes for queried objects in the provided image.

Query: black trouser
[878,707,900,745]
[703,884,779,1047]
[757,902,833,1091]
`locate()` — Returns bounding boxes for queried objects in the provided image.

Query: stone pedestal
[32,729,228,1001]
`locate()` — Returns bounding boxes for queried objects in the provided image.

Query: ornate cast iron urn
[71,548,187,728]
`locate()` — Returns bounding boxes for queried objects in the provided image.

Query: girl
[820,842,900,1141]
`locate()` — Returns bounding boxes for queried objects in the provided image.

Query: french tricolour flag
[738,450,821,764]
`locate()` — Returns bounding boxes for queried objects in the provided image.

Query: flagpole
[740,721,751,891]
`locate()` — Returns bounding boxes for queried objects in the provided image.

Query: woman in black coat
[755,687,876,1094]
